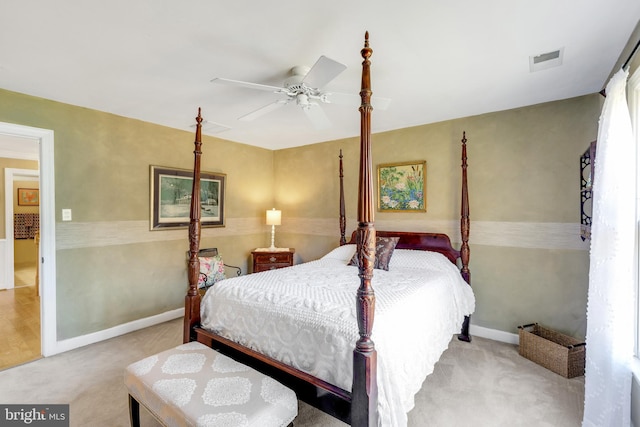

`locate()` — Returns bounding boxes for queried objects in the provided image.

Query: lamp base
[254,247,291,252]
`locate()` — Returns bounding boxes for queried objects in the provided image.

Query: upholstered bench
[124,341,298,427]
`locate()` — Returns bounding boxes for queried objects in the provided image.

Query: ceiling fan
[211,55,390,130]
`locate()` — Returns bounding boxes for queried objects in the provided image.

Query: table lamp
[266,208,281,250]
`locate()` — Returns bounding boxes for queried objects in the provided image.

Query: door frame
[0,122,56,357]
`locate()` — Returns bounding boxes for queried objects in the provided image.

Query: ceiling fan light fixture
[296,93,310,107]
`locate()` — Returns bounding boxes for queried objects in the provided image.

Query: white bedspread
[200,245,475,427]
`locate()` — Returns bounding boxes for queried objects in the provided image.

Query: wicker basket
[517,323,586,378]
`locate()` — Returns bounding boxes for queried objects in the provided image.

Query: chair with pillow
[191,248,241,292]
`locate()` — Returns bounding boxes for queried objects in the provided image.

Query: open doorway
[0,137,41,369]
[4,167,40,290]
[0,122,56,369]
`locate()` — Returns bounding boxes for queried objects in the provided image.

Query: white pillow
[388,249,456,272]
[321,244,357,262]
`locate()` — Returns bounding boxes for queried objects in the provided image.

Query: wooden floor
[0,264,40,371]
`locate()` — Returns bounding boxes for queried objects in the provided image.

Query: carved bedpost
[352,31,378,427]
[184,108,203,343]
[339,149,346,246]
[460,131,470,283]
[458,131,472,342]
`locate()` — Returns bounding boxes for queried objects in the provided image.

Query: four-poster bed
[184,32,473,427]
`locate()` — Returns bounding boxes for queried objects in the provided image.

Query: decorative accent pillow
[321,244,357,262]
[348,237,400,271]
[198,255,226,288]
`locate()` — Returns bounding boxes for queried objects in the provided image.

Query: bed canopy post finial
[458,131,472,343]
[339,149,346,246]
[184,107,204,343]
[352,30,378,427]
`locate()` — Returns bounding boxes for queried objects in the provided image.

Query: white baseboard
[48,308,184,356]
[470,324,519,345]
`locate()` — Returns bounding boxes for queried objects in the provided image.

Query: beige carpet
[0,318,584,426]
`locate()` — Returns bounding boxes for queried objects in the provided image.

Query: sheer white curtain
[583,68,636,427]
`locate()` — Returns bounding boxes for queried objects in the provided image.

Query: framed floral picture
[17,188,39,206]
[377,161,426,212]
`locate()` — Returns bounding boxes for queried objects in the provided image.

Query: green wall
[274,94,600,340]
[0,88,273,340]
[0,87,599,343]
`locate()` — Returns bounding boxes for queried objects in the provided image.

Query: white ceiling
[1,1,639,150]
[0,135,39,161]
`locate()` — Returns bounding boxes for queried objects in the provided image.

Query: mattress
[200,244,475,427]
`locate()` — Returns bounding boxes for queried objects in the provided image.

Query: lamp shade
[266,208,281,226]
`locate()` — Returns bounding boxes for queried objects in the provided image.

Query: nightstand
[252,249,295,273]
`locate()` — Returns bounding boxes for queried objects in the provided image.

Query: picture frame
[377,160,426,212]
[150,165,226,230]
[17,188,39,206]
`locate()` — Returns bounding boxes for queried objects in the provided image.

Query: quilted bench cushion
[125,341,297,427]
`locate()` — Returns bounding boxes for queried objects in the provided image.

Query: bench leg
[129,394,140,427]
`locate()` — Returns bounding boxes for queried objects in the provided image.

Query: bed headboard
[347,230,461,264]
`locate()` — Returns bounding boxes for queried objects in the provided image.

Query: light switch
[62,209,72,221]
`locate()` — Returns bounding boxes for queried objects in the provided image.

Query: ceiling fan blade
[238,100,288,122]
[211,77,283,93]
[325,91,392,110]
[190,120,231,134]
[302,56,347,89]
[303,105,331,130]
[324,92,359,106]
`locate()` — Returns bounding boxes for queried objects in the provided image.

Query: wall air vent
[529,48,564,72]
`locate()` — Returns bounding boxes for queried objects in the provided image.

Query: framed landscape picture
[377,160,426,212]
[150,165,226,230]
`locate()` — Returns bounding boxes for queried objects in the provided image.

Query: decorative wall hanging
[377,160,426,212]
[17,188,39,206]
[150,165,225,230]
[580,141,596,240]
